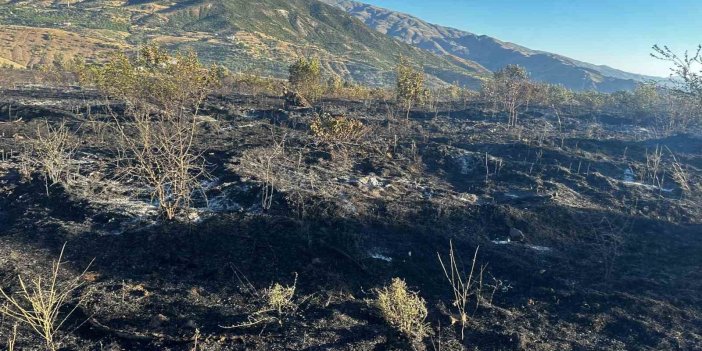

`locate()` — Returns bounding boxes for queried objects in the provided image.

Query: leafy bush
[375,278,429,342]
[573,90,608,113]
[326,79,394,103]
[530,83,574,109]
[586,82,700,132]
[227,71,282,96]
[326,75,344,96]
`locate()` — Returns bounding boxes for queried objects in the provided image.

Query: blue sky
[362,0,702,77]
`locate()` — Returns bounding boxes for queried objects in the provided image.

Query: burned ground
[0,87,701,350]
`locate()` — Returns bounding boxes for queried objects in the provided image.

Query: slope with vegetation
[0,0,489,87]
[1,1,702,349]
[0,42,701,349]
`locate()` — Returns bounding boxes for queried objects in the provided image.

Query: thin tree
[396,56,426,119]
[78,46,222,220]
[492,65,532,128]
[653,44,702,103]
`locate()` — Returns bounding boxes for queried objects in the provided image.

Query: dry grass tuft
[221,273,300,329]
[0,244,91,351]
[375,277,429,342]
[666,146,692,195]
[310,113,367,144]
[5,324,18,351]
[265,278,298,318]
[26,120,78,195]
[437,242,485,340]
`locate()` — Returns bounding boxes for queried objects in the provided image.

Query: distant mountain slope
[321,0,661,92]
[0,0,489,88]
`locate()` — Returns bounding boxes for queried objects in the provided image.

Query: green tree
[288,57,324,102]
[395,56,426,119]
[489,65,532,127]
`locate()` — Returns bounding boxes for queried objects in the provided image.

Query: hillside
[0,0,489,87]
[1,84,701,351]
[1,1,701,349]
[321,0,662,92]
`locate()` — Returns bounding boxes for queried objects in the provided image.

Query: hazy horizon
[362,0,702,78]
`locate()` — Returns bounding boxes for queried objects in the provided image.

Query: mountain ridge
[320,0,661,92]
[1,0,663,92]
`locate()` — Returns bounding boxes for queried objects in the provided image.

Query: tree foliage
[288,57,324,102]
[483,64,533,127]
[653,45,702,103]
[395,56,426,118]
[652,45,702,127]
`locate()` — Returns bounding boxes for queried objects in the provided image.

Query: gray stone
[509,228,526,242]
[148,314,169,328]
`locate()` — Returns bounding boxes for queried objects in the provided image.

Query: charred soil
[0,87,701,350]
